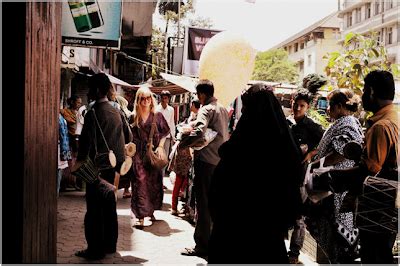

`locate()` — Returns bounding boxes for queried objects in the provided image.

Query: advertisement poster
[62,0,122,49]
[182,26,222,76]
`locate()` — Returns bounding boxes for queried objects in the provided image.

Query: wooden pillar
[3,2,61,263]
[23,2,62,262]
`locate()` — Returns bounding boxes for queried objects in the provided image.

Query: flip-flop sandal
[134,219,144,229]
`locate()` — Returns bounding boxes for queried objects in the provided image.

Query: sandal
[134,218,144,229]
[181,247,207,257]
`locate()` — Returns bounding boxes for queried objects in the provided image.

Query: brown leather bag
[143,114,168,170]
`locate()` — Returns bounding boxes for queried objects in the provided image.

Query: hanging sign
[182,26,222,77]
[61,0,122,49]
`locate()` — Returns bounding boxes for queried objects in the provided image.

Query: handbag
[303,156,333,203]
[143,114,168,170]
[72,109,116,184]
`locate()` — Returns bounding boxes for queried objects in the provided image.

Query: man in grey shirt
[180,79,229,258]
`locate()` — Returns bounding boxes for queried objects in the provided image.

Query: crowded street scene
[2,0,400,264]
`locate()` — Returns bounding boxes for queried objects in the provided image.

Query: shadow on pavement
[141,219,183,237]
[162,202,172,210]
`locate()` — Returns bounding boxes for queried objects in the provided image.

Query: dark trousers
[193,160,216,253]
[359,230,397,264]
[84,169,118,255]
[289,216,306,257]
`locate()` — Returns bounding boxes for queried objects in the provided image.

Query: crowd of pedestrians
[58,70,398,264]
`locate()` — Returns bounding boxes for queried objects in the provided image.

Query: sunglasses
[140,96,152,102]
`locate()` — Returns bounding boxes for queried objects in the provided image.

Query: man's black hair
[88,73,111,98]
[293,88,311,105]
[160,90,171,98]
[196,79,214,97]
[364,70,395,100]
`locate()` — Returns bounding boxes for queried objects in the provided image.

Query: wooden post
[22,2,61,262]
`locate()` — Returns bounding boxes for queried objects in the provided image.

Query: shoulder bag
[143,113,168,170]
[72,109,116,184]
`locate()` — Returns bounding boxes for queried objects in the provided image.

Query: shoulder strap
[92,108,111,153]
[148,113,157,146]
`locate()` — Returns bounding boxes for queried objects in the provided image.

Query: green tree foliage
[151,0,213,78]
[252,48,298,83]
[324,31,400,95]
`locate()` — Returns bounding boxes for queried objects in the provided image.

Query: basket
[357,176,399,234]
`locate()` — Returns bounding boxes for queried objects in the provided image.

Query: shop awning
[104,73,135,88]
[160,73,198,93]
[131,84,190,95]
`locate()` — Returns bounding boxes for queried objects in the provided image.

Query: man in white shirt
[155,90,176,177]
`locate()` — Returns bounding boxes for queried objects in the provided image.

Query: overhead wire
[117,52,185,77]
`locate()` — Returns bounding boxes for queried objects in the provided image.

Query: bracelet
[158,146,164,149]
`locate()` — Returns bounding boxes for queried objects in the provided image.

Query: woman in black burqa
[208,84,304,263]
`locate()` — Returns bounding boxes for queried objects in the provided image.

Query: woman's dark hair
[67,95,81,107]
[293,88,311,104]
[196,79,214,97]
[364,70,395,100]
[328,89,360,112]
[88,73,112,99]
[302,73,327,94]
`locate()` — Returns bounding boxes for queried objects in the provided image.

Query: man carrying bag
[315,70,398,264]
[74,73,132,260]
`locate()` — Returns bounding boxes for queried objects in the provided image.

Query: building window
[288,45,292,54]
[377,30,382,43]
[347,12,353,27]
[365,3,371,19]
[356,8,361,23]
[300,42,304,49]
[387,0,393,9]
[294,43,299,52]
[374,0,380,15]
[299,61,304,72]
[387,27,393,44]
[308,54,312,66]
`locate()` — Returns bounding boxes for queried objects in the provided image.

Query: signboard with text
[61,0,122,49]
[182,26,222,77]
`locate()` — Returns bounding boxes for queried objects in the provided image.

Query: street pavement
[57,177,316,264]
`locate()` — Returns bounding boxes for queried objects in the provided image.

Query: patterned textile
[59,114,72,161]
[309,115,364,263]
[169,146,192,177]
[60,108,78,136]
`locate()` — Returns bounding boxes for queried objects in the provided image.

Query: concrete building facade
[271,12,342,80]
[339,0,399,65]
[338,0,400,91]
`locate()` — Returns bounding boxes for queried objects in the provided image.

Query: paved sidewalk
[57,177,316,264]
[57,177,207,264]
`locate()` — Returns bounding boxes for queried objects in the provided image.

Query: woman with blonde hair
[130,87,170,228]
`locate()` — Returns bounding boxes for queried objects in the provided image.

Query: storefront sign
[61,0,122,49]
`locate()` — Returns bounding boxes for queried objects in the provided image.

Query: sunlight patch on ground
[117,208,131,216]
